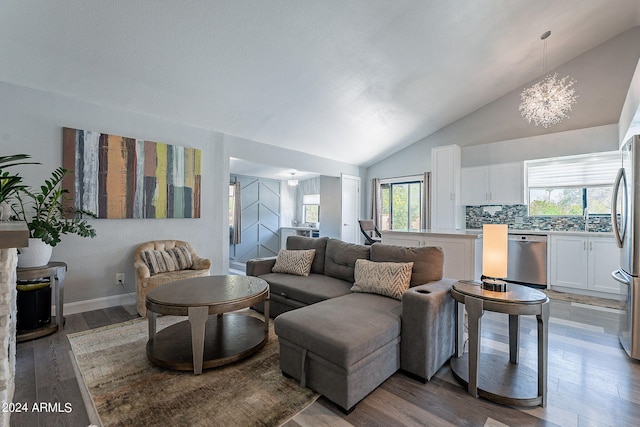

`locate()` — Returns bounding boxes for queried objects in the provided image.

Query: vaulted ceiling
[1,1,639,167]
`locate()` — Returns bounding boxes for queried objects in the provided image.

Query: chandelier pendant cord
[542,37,547,75]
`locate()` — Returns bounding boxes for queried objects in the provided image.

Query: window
[380,177,423,231]
[302,194,319,223]
[526,152,619,216]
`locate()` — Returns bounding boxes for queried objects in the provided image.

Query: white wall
[619,58,640,146]
[0,81,366,307]
[462,124,618,167]
[364,27,640,215]
[0,82,228,304]
[226,134,361,178]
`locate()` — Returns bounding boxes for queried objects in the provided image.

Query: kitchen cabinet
[549,235,588,289]
[431,145,464,229]
[382,230,482,281]
[461,162,523,205]
[587,236,623,294]
[549,234,622,295]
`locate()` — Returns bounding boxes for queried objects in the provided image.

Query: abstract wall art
[62,127,201,219]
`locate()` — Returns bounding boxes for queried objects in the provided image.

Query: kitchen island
[381,229,482,281]
[280,226,320,249]
[382,229,622,299]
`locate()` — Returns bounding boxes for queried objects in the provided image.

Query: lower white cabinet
[549,234,622,295]
[587,236,623,294]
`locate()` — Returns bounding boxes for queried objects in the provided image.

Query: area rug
[68,313,318,427]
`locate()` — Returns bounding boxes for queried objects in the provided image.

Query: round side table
[16,261,66,342]
[450,280,549,407]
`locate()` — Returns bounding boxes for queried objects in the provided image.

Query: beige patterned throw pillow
[351,259,414,300]
[141,249,177,275]
[272,249,316,276]
[141,246,194,275]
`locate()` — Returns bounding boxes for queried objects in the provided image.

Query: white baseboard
[55,293,136,316]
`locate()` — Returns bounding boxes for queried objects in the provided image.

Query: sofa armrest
[400,278,457,382]
[246,257,277,277]
[134,260,151,280]
[192,255,211,271]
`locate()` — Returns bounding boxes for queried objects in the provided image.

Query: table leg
[264,299,270,337]
[455,301,464,357]
[465,296,484,398]
[54,266,65,331]
[148,311,157,339]
[538,301,550,407]
[188,306,209,375]
[508,314,520,364]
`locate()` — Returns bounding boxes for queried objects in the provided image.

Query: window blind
[527,151,620,188]
[302,194,320,205]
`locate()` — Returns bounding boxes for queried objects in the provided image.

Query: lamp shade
[482,224,508,279]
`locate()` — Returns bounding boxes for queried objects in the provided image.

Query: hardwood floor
[10,299,640,426]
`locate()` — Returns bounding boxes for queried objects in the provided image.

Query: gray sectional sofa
[246,236,456,412]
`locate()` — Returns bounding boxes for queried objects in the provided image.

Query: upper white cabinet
[431,145,464,229]
[549,234,623,295]
[461,162,523,205]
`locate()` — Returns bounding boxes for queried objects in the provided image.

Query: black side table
[16,261,66,342]
[450,280,549,407]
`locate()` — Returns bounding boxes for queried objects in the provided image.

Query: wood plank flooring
[10,299,640,427]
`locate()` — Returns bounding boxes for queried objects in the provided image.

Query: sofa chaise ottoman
[247,236,456,412]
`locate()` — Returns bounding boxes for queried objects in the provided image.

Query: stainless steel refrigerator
[612,135,640,360]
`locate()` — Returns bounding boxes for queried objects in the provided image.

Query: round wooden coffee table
[145,275,269,374]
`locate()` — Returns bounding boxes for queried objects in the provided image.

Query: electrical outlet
[116,273,125,285]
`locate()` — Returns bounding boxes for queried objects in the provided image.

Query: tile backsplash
[466,204,613,232]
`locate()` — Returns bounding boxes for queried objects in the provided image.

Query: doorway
[341,174,360,244]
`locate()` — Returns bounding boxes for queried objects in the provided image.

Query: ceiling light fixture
[519,31,577,128]
[287,172,298,187]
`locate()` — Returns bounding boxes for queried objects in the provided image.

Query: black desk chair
[359,220,382,245]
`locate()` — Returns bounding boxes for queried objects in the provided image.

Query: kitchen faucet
[584,208,589,232]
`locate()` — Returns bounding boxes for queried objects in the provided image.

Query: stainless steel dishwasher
[506,233,548,287]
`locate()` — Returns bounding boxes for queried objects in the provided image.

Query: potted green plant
[0,154,38,220]
[10,166,97,267]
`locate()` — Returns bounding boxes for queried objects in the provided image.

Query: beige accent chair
[134,240,211,317]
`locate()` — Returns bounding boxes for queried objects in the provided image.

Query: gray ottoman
[274,292,401,412]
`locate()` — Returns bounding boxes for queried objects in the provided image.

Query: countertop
[381,229,482,238]
[0,221,29,249]
[381,228,613,238]
[280,226,320,231]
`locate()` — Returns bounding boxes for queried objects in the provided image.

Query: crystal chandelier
[519,31,577,128]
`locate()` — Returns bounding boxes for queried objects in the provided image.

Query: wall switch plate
[116,273,125,285]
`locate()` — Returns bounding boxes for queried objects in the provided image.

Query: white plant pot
[18,238,53,268]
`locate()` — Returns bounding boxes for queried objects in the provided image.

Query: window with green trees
[526,152,619,216]
[380,180,422,231]
[528,187,613,216]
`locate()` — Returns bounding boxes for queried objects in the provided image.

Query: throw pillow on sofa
[351,259,414,300]
[141,246,193,275]
[167,246,194,270]
[272,249,316,276]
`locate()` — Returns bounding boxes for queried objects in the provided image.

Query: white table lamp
[482,224,508,292]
